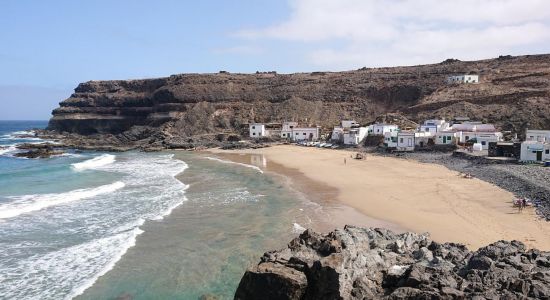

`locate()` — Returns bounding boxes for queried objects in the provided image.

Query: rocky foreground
[235,226,550,299]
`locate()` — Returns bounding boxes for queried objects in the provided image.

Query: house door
[537,151,543,161]
[408,138,413,147]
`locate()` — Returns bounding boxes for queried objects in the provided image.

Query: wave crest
[0,181,125,220]
[71,154,116,171]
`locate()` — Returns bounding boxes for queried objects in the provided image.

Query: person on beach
[522,199,527,211]
[344,158,347,165]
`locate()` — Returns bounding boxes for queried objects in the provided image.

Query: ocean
[0,121,316,299]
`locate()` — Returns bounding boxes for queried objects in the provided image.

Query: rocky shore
[235,226,550,299]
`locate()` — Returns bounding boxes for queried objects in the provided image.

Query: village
[248,74,550,165]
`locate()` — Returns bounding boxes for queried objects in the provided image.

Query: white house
[343,127,369,145]
[419,119,450,134]
[249,123,266,138]
[449,122,502,149]
[455,132,503,149]
[525,129,550,143]
[341,120,359,128]
[447,74,479,84]
[384,131,416,151]
[384,132,398,148]
[396,131,415,151]
[435,131,457,145]
[520,141,550,162]
[414,131,433,148]
[331,126,344,142]
[280,121,298,139]
[371,124,398,136]
[291,127,320,141]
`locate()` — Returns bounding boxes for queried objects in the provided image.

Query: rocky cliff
[234,226,550,299]
[47,54,550,147]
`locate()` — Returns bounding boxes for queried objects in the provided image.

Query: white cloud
[235,0,550,69]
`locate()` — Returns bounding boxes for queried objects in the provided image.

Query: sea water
[0,121,314,300]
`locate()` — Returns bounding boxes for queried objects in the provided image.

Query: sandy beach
[208,145,550,250]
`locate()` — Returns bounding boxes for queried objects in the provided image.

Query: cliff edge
[47,54,550,148]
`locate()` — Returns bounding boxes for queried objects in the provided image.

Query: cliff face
[48,54,550,144]
[234,226,550,299]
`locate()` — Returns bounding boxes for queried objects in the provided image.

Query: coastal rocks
[234,226,550,299]
[14,143,64,158]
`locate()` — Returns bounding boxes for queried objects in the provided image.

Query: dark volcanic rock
[14,143,64,158]
[234,226,550,300]
[46,54,550,148]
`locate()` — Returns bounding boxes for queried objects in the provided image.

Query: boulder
[235,226,550,299]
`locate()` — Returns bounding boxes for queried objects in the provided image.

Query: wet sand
[207,145,550,250]
[206,151,405,234]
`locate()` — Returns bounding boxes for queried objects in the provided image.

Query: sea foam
[0,153,190,299]
[204,156,264,173]
[0,181,125,220]
[71,154,116,171]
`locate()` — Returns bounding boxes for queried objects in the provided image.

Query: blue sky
[2,0,550,120]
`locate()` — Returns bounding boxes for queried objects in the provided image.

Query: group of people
[516,198,529,212]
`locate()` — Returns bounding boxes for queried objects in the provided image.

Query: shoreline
[202,151,406,234]
[206,145,550,250]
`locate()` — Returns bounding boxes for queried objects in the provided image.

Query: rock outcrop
[234,226,550,299]
[47,54,550,148]
[14,143,64,158]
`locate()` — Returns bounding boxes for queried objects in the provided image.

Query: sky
[1,0,550,120]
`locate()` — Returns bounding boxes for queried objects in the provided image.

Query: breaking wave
[0,182,126,220]
[71,154,116,171]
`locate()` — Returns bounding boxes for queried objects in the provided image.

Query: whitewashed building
[414,131,433,148]
[449,122,502,149]
[520,141,550,162]
[341,120,359,128]
[525,129,550,143]
[396,131,415,151]
[447,74,479,84]
[331,126,344,142]
[419,119,450,134]
[384,132,398,148]
[384,131,417,151]
[249,123,266,138]
[280,121,298,139]
[291,127,320,141]
[371,124,398,136]
[455,131,503,149]
[343,127,369,145]
[435,131,457,145]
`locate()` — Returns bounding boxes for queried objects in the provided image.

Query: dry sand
[208,145,550,250]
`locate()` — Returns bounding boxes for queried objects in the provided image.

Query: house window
[295,133,299,135]
[399,138,403,143]
[282,134,286,137]
[303,133,306,136]
[253,133,256,136]
[481,141,486,145]
[425,128,429,132]
[546,149,550,154]
[252,126,255,129]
